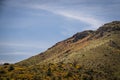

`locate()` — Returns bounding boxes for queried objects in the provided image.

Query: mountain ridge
[15,21,120,64]
[17,21,120,66]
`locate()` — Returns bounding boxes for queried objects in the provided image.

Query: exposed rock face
[94,21,120,38]
[97,21,120,32]
[109,40,120,49]
[71,21,120,42]
[72,30,94,42]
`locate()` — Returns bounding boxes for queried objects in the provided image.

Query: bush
[0,70,6,74]
[8,65,14,71]
[3,63,10,65]
[47,68,52,76]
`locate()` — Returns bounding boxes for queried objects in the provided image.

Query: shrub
[47,68,52,76]
[0,70,6,74]
[3,63,10,65]
[8,65,14,71]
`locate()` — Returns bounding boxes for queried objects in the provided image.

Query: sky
[0,0,120,63]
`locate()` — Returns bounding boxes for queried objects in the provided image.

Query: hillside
[0,21,120,80]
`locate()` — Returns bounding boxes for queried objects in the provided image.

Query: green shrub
[8,65,14,71]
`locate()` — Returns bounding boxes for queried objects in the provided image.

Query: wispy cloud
[4,1,104,36]
[4,0,120,28]
[0,60,13,64]
[28,4,103,28]
[55,11,103,28]
[0,40,54,63]
[0,41,53,55]
[0,41,50,49]
[6,0,103,28]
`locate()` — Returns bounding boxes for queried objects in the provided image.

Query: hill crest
[17,21,120,66]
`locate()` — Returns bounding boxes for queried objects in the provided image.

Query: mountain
[0,21,120,80]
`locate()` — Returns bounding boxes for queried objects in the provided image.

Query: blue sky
[0,0,120,63]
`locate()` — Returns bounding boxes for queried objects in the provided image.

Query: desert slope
[0,21,120,80]
[17,21,120,66]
